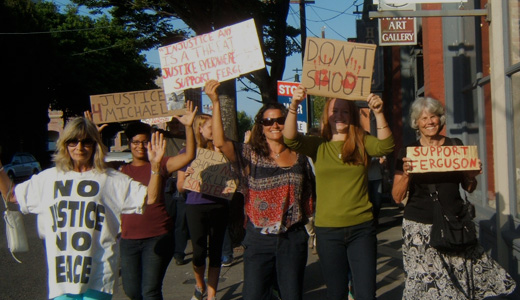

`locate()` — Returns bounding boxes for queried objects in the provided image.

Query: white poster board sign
[159,18,265,95]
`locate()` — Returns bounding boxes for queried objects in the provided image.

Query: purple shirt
[180,148,228,205]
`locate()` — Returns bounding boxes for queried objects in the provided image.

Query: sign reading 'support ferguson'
[159,18,265,95]
[406,145,480,173]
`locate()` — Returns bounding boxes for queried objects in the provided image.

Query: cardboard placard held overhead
[159,18,265,95]
[90,89,185,124]
[406,145,480,173]
[182,148,237,200]
[302,37,377,100]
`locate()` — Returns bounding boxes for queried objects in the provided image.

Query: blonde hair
[193,114,214,150]
[53,117,107,172]
[321,98,367,166]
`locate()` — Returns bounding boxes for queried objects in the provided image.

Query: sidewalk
[112,204,405,300]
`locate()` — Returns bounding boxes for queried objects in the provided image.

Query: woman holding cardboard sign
[177,113,231,300]
[284,85,394,300]
[392,97,515,299]
[206,80,315,300]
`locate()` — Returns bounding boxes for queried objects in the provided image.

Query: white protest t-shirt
[15,167,147,299]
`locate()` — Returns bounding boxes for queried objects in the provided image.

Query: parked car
[105,151,133,163]
[3,152,42,181]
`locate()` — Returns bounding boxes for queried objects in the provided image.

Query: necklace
[272,147,286,159]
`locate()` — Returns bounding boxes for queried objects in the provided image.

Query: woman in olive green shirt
[283,85,394,300]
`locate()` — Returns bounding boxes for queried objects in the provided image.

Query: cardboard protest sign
[159,18,265,95]
[183,148,237,200]
[406,145,480,173]
[90,89,185,124]
[302,37,377,100]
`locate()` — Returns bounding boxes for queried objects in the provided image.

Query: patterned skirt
[402,219,516,300]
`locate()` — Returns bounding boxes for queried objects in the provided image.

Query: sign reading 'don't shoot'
[159,18,265,95]
[302,37,376,100]
[183,148,237,200]
[406,145,480,173]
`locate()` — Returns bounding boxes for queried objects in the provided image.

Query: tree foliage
[237,110,253,142]
[0,0,160,165]
[72,0,301,103]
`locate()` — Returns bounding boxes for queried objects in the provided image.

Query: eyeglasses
[130,140,149,146]
[66,138,95,147]
[260,116,286,126]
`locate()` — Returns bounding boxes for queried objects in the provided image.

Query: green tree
[0,0,160,165]
[312,95,327,129]
[73,0,301,103]
[237,110,253,142]
[72,0,301,140]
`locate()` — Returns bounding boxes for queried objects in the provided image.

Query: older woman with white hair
[392,96,515,299]
[0,116,166,300]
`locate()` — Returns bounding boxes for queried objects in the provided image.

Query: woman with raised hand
[176,112,230,300]
[206,79,315,300]
[118,101,197,300]
[0,116,165,300]
[284,85,394,300]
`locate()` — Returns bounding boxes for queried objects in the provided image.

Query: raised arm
[367,94,392,140]
[205,80,236,162]
[166,101,198,173]
[146,131,166,205]
[283,84,306,140]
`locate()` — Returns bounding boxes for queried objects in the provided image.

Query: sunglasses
[66,138,95,147]
[260,116,286,126]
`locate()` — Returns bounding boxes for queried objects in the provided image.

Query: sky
[142,0,362,117]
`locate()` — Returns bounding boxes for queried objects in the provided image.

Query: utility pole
[299,0,307,62]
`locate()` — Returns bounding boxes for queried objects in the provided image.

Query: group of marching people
[0,79,516,300]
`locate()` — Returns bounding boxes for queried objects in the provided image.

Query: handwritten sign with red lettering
[159,18,265,95]
[183,148,237,200]
[406,146,480,173]
[302,38,376,100]
[90,89,186,124]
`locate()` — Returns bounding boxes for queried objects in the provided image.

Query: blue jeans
[242,222,308,300]
[120,233,174,300]
[315,220,377,300]
[222,226,233,258]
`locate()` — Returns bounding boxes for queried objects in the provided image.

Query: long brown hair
[250,103,288,157]
[193,114,214,150]
[321,98,367,166]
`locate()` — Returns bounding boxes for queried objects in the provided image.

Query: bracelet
[377,125,388,130]
[288,108,297,114]
[151,170,160,176]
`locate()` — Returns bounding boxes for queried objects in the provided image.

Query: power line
[0,26,114,35]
